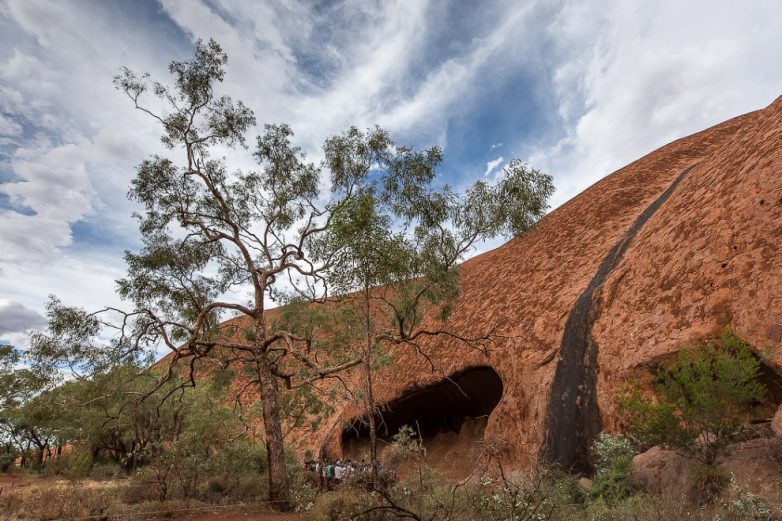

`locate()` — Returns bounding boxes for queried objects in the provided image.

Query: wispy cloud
[484,156,504,177]
[523,0,782,207]
[0,0,780,341]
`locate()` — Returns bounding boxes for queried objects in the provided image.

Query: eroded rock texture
[302,95,782,469]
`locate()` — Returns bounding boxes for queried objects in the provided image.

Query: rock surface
[773,406,782,438]
[303,95,782,468]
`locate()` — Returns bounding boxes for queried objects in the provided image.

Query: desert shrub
[124,437,269,505]
[125,465,172,503]
[618,327,766,466]
[468,474,555,521]
[307,485,375,521]
[14,481,115,521]
[688,463,731,505]
[719,476,774,520]
[380,424,424,471]
[41,446,94,479]
[0,452,17,471]
[590,433,637,502]
[291,470,319,513]
[90,461,122,479]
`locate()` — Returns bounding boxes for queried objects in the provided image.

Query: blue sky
[1,0,781,346]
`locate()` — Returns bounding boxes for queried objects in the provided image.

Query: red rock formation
[301,96,782,470]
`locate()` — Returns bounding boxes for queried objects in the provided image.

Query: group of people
[303,458,385,489]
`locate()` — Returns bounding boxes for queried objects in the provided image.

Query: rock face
[296,96,782,470]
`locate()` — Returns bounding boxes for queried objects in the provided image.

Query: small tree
[308,127,553,484]
[618,327,766,466]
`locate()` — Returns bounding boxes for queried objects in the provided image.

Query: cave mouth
[756,361,782,418]
[341,366,503,472]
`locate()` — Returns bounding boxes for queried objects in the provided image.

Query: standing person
[334,460,344,484]
[317,449,329,491]
[327,460,335,488]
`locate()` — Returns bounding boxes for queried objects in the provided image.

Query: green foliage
[590,433,637,502]
[618,327,766,465]
[307,486,375,521]
[469,473,556,521]
[380,424,424,471]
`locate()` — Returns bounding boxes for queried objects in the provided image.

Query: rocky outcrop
[286,96,782,469]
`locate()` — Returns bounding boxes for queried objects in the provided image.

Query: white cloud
[484,156,504,177]
[0,114,22,138]
[525,0,782,208]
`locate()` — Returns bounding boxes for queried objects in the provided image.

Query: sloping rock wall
[302,96,782,470]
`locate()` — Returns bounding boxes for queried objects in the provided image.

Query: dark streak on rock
[540,163,698,474]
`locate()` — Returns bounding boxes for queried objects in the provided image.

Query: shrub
[688,463,730,504]
[307,486,374,521]
[16,481,115,521]
[42,446,94,479]
[0,452,16,472]
[381,424,424,471]
[590,433,637,502]
[721,476,773,520]
[618,327,766,466]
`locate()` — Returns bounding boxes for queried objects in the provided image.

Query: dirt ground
[170,509,303,521]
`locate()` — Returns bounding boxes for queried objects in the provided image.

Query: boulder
[632,446,692,495]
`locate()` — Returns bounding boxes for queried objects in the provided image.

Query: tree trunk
[35,447,44,470]
[255,324,292,511]
[366,358,380,487]
[364,287,381,488]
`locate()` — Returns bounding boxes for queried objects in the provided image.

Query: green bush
[722,477,773,520]
[618,327,766,466]
[590,433,637,502]
[307,486,374,521]
[0,451,17,471]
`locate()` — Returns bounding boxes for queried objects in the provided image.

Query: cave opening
[756,361,782,418]
[341,366,503,476]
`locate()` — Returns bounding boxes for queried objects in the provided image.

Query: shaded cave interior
[340,366,503,474]
[757,362,782,418]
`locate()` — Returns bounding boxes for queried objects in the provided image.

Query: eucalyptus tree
[313,128,554,483]
[29,39,361,507]
[0,344,51,466]
[28,38,553,507]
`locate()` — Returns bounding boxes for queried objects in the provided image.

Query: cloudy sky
[1,0,781,347]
